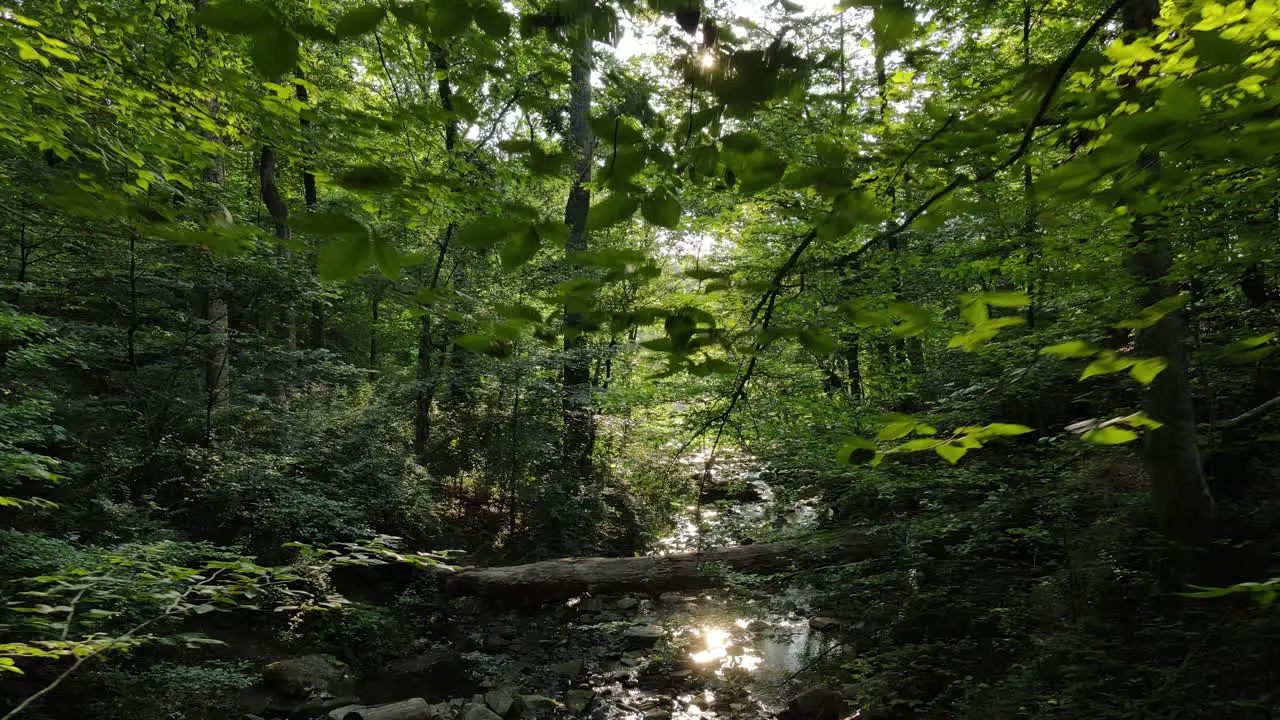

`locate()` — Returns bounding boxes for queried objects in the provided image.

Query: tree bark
[445,536,874,600]
[259,145,295,394]
[1122,0,1214,540]
[413,42,462,464]
[561,28,595,481]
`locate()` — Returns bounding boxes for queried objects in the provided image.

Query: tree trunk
[445,536,874,600]
[1122,0,1214,540]
[561,28,595,481]
[192,0,229,445]
[413,42,462,464]
[296,77,325,350]
[259,145,295,394]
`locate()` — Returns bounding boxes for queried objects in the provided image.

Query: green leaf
[959,295,988,325]
[1129,357,1168,385]
[935,443,966,464]
[1082,426,1139,444]
[1080,353,1136,380]
[877,421,917,441]
[982,423,1033,436]
[889,302,931,338]
[335,5,387,38]
[500,227,542,269]
[494,303,543,322]
[837,436,877,465]
[641,192,682,229]
[894,438,940,452]
[1041,340,1098,359]
[455,333,511,358]
[586,194,639,231]
[194,0,271,34]
[334,165,404,192]
[455,217,522,249]
[979,291,1031,308]
[430,0,472,36]
[250,28,299,79]
[473,2,511,38]
[317,235,372,281]
[797,328,838,355]
[372,236,399,279]
[292,212,369,239]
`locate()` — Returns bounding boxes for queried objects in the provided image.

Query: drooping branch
[1206,395,1280,430]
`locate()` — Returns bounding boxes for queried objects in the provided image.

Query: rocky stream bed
[240,455,858,720]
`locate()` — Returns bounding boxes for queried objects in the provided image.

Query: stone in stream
[807,617,843,632]
[484,633,512,652]
[520,695,560,712]
[657,592,682,604]
[778,688,847,720]
[359,650,475,704]
[642,710,671,720]
[263,654,354,699]
[550,659,584,677]
[335,698,433,720]
[463,702,504,720]
[483,686,514,712]
[564,689,595,712]
[622,624,665,648]
[612,596,640,611]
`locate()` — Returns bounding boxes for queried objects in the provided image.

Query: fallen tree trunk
[445,535,875,599]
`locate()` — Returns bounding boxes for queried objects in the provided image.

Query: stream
[433,451,837,720]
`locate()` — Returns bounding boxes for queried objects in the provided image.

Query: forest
[1,0,1279,717]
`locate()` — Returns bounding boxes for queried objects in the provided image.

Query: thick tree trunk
[1123,0,1214,540]
[561,29,595,480]
[445,536,874,600]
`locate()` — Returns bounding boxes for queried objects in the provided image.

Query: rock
[581,597,605,612]
[343,698,433,720]
[463,702,504,720]
[360,651,475,704]
[613,597,640,611]
[643,710,671,720]
[521,695,559,712]
[564,689,595,712]
[778,688,846,720]
[602,669,632,683]
[263,655,353,699]
[808,617,843,632]
[619,656,643,668]
[657,592,682,604]
[551,660,584,677]
[484,634,512,652]
[484,689,516,717]
[622,624,664,649]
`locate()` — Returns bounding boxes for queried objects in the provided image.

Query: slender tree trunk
[561,28,595,481]
[370,289,380,367]
[1022,1,1043,329]
[127,233,138,371]
[1122,0,1214,540]
[413,42,462,464]
[259,145,295,395]
[296,78,325,350]
[192,0,229,444]
[842,337,862,400]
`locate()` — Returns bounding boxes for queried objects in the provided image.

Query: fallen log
[445,535,874,599]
